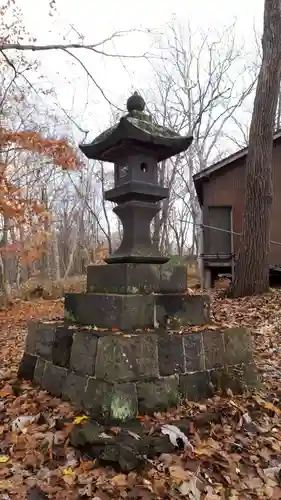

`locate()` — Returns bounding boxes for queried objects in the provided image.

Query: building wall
[202,139,281,266]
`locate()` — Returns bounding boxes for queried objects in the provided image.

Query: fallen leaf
[179,477,201,499]
[0,386,13,397]
[74,415,88,425]
[161,424,194,451]
[12,415,36,434]
[111,474,128,487]
[169,465,190,483]
[63,468,73,476]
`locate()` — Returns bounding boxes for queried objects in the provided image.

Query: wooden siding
[204,206,232,255]
[201,139,281,267]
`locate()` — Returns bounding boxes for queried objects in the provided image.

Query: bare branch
[0,29,155,59]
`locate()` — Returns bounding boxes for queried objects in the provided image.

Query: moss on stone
[64,310,76,322]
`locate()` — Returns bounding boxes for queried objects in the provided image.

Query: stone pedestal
[18,261,260,422]
[64,262,210,329]
[19,323,260,423]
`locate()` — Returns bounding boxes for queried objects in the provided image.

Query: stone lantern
[80,92,193,264]
[18,92,259,424]
[60,91,199,329]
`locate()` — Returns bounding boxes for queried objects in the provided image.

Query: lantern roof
[79,92,193,163]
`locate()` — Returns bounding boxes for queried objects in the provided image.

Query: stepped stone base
[64,293,210,329]
[18,322,260,423]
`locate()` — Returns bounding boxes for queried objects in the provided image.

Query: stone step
[87,263,188,294]
[64,292,210,329]
[18,323,260,423]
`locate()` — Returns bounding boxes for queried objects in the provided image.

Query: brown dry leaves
[1,129,83,171]
[0,292,280,498]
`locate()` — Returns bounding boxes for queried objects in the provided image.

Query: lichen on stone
[91,123,118,145]
[64,310,76,322]
[127,114,179,138]
[110,394,135,421]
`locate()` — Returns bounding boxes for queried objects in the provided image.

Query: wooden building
[193,130,281,287]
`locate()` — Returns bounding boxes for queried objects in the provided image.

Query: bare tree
[232,0,281,297]
[147,21,258,254]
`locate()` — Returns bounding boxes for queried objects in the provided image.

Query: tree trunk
[232,0,281,298]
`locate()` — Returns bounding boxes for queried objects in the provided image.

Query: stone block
[223,328,254,365]
[155,294,210,327]
[158,333,185,376]
[41,363,67,397]
[25,322,40,354]
[62,371,86,408]
[69,331,98,376]
[64,292,154,329]
[159,263,187,293]
[87,263,159,294]
[33,322,57,361]
[210,363,260,395]
[243,363,261,390]
[95,334,158,382]
[183,333,205,371]
[87,262,187,294]
[52,326,74,368]
[33,358,46,385]
[137,376,179,414]
[83,379,138,422]
[203,330,225,369]
[179,371,212,401]
[17,353,37,381]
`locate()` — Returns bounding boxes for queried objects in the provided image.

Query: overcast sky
[15,0,265,142]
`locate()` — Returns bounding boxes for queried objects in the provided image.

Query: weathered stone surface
[70,424,175,473]
[87,262,187,294]
[183,333,205,372]
[33,358,46,385]
[52,326,74,368]
[41,363,67,397]
[62,371,86,408]
[25,322,40,354]
[223,328,254,365]
[87,263,159,294]
[99,433,175,471]
[69,331,98,376]
[137,376,179,414]
[155,294,211,327]
[18,353,37,381]
[243,363,261,390]
[211,363,260,394]
[203,330,225,369]
[179,371,212,401]
[33,322,57,361]
[159,263,187,293]
[95,335,158,382]
[210,366,244,394]
[69,421,104,447]
[64,293,154,329]
[64,293,210,329]
[83,379,138,422]
[158,333,184,376]
[100,435,149,472]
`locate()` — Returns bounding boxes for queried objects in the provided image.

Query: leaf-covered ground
[0,292,281,499]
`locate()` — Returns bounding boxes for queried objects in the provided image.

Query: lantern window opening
[140,162,148,173]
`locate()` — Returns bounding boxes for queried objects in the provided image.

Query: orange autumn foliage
[1,128,83,170]
[0,128,83,262]
[0,173,45,219]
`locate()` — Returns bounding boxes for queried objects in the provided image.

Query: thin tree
[231,0,281,297]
